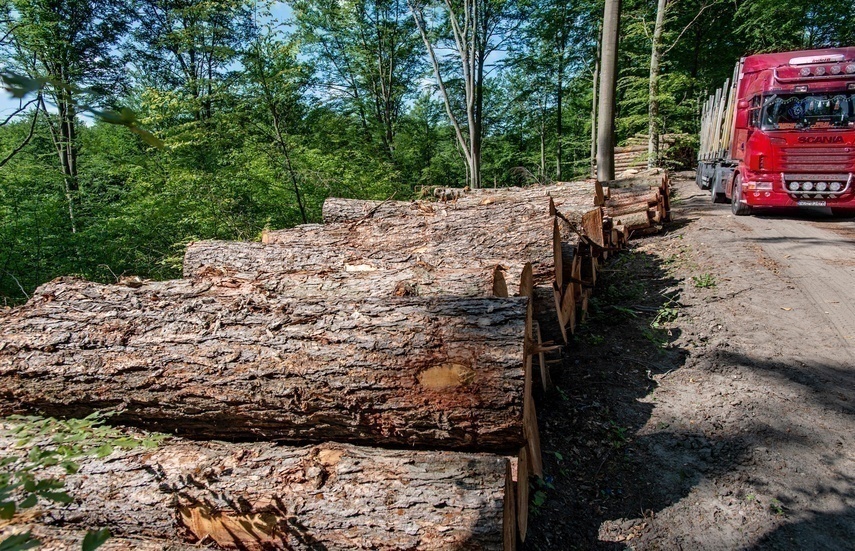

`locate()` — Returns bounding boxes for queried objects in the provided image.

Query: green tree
[1,0,130,233]
[292,0,423,160]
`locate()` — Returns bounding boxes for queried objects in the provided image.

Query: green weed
[692,273,717,288]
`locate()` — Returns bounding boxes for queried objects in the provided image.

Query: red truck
[697,48,855,215]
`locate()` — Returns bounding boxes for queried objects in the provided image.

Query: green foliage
[0,413,164,550]
[81,529,111,551]
[691,273,717,289]
[0,0,849,302]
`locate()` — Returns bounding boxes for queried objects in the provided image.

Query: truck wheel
[731,176,751,216]
[711,182,727,204]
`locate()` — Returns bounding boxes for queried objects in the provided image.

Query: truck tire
[711,180,727,204]
[731,176,751,216]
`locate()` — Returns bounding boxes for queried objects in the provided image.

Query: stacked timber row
[606,134,678,173]
[602,171,672,238]
[0,178,633,550]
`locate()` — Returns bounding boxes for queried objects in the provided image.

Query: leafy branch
[0,413,166,550]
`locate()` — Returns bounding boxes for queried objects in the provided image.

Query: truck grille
[780,147,855,172]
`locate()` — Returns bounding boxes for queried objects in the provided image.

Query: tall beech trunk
[0,434,508,551]
[596,0,621,182]
[0,278,527,451]
[648,0,667,168]
[590,29,601,179]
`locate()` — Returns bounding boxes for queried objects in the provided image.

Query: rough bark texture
[0,434,507,550]
[322,183,600,225]
[596,0,621,181]
[264,202,563,291]
[183,241,510,299]
[0,278,527,451]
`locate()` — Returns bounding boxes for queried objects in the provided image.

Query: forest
[1,0,854,304]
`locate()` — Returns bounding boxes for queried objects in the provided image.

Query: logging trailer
[698,48,855,215]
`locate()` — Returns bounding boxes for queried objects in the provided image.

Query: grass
[691,273,717,288]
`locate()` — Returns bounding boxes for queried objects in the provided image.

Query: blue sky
[0,1,293,120]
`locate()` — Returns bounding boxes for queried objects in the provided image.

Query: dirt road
[525,173,855,550]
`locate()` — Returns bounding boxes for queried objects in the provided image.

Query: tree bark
[183,241,510,299]
[321,184,599,224]
[0,434,508,550]
[596,0,621,182]
[0,278,527,451]
[647,0,667,168]
[265,200,567,291]
[590,29,601,179]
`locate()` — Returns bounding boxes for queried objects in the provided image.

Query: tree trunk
[0,278,527,451]
[648,0,667,168]
[556,36,565,180]
[590,29,601,180]
[0,435,509,550]
[596,0,621,182]
[183,242,510,299]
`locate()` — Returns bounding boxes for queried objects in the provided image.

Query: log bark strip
[0,434,508,551]
[0,278,527,451]
[322,183,599,225]
[263,205,559,291]
[184,241,508,299]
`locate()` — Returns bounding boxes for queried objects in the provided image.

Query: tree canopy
[1,0,850,302]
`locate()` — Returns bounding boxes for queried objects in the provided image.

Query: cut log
[0,278,527,451]
[580,208,605,248]
[261,212,556,292]
[0,433,509,551]
[613,210,653,231]
[605,201,657,218]
[183,241,509,299]
[604,190,661,208]
[322,183,600,224]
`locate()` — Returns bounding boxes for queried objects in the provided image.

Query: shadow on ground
[523,243,718,550]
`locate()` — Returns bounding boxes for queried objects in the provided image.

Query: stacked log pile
[602,171,671,238]
[0,173,667,550]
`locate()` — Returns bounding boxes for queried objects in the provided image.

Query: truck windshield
[760,93,855,130]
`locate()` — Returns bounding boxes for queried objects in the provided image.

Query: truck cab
[699,48,855,215]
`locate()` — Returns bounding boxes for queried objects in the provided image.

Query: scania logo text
[797,136,845,144]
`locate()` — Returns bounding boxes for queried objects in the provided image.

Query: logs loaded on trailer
[0,174,669,549]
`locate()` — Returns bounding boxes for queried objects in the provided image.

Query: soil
[524,172,855,550]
